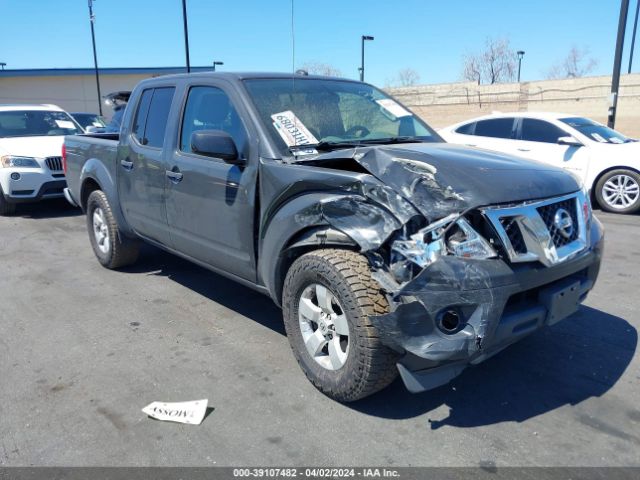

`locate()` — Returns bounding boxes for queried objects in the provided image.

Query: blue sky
[0,0,638,86]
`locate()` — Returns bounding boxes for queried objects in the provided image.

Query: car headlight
[446,218,497,259]
[390,214,496,283]
[0,155,40,168]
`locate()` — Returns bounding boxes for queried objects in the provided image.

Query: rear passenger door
[118,86,175,245]
[164,83,258,282]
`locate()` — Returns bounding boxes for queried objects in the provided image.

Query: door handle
[166,169,183,183]
[120,159,134,171]
[465,143,477,147]
[517,148,531,152]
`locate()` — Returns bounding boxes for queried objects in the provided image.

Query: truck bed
[64,133,120,209]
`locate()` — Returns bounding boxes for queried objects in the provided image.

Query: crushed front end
[370,190,604,393]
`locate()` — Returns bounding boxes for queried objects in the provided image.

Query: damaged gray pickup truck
[63,73,603,402]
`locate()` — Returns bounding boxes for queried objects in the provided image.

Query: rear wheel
[0,186,16,216]
[595,169,640,214]
[282,249,398,402]
[86,190,139,268]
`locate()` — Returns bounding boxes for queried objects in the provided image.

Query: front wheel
[0,185,16,216]
[86,190,139,269]
[282,249,398,402]
[595,169,640,214]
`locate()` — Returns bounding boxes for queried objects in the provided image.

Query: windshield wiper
[290,136,428,153]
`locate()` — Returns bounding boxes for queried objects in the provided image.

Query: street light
[360,35,374,82]
[517,50,525,82]
[609,0,631,128]
[212,61,224,71]
[88,0,102,115]
[629,0,640,73]
[182,0,191,73]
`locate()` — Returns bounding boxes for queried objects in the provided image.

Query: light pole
[517,50,525,82]
[609,0,631,128]
[182,0,191,73]
[0,62,6,71]
[88,0,102,115]
[360,35,374,82]
[629,0,640,73]
[212,61,224,71]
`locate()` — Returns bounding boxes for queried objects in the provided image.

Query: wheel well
[591,166,640,205]
[80,178,101,211]
[274,227,358,306]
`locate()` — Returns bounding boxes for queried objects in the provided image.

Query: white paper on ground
[55,120,76,129]
[375,99,412,119]
[142,399,208,425]
[271,110,319,147]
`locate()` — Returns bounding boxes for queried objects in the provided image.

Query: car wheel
[282,249,398,402]
[86,190,139,268]
[0,185,16,216]
[595,169,640,214]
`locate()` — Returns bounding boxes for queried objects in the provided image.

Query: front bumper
[0,168,66,203]
[372,216,604,393]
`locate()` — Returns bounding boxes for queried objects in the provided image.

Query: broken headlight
[390,214,496,283]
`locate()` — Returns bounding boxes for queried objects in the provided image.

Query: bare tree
[396,68,421,87]
[462,37,517,84]
[384,68,421,88]
[299,62,342,77]
[546,46,598,79]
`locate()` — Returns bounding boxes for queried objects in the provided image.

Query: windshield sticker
[592,133,607,143]
[55,120,76,129]
[271,111,319,147]
[376,99,412,119]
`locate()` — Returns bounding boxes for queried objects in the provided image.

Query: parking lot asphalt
[0,199,638,467]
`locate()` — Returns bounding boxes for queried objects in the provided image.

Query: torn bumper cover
[370,217,604,393]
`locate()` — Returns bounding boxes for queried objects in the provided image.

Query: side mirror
[191,130,243,164]
[558,136,583,147]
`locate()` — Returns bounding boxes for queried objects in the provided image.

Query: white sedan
[439,112,640,214]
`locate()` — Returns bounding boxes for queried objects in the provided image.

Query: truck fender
[259,192,401,305]
[80,158,134,237]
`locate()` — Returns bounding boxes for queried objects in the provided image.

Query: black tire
[86,190,139,269]
[595,169,640,214]
[282,249,398,402]
[0,186,16,216]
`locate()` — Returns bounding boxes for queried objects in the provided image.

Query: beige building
[0,67,211,120]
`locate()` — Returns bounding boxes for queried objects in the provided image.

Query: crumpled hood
[310,142,581,220]
[0,135,65,158]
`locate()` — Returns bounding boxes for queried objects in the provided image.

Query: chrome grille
[537,198,579,247]
[500,217,527,254]
[483,192,589,267]
[45,156,63,172]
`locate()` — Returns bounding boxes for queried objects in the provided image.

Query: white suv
[440,112,640,214]
[0,104,83,215]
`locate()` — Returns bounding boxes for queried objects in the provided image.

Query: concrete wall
[0,73,155,120]
[387,73,640,138]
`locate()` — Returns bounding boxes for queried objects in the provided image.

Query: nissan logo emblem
[553,208,574,239]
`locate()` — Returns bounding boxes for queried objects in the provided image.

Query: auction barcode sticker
[271,111,319,147]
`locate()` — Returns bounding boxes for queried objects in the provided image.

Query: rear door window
[520,118,566,143]
[455,122,475,135]
[143,87,175,148]
[474,118,515,139]
[132,89,153,143]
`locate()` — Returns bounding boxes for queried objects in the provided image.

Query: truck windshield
[0,110,82,138]
[243,78,440,154]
